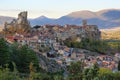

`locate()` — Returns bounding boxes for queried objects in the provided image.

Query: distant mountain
[29,16,55,26]
[29,9,120,29]
[67,10,97,19]
[1,9,120,29]
[0,16,15,27]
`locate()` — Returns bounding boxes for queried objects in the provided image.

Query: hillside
[67,10,97,19]
[101,27,120,40]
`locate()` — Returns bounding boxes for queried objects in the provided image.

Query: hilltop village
[1,11,120,72]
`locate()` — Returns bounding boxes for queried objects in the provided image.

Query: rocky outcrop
[3,11,31,34]
[36,53,62,73]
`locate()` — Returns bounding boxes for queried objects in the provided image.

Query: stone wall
[32,24,101,41]
[55,25,101,41]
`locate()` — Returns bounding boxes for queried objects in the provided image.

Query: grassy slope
[101,27,120,40]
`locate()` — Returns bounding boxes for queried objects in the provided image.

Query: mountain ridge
[67,10,97,19]
[28,8,120,29]
[0,9,120,29]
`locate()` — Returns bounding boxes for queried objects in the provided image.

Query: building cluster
[1,11,119,72]
[51,47,119,72]
[4,24,119,72]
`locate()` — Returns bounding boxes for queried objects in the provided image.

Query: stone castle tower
[82,19,87,26]
[3,11,31,34]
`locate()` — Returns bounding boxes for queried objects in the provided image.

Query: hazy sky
[0,0,119,18]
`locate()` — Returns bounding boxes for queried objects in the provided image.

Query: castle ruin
[3,11,31,34]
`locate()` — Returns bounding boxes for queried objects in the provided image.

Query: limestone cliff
[3,11,31,34]
[36,53,62,73]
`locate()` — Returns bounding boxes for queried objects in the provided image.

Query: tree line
[64,38,112,54]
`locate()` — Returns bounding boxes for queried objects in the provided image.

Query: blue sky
[0,0,120,18]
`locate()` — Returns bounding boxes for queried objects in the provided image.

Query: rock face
[36,53,62,73]
[3,11,31,34]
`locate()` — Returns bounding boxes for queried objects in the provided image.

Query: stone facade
[3,11,31,34]
[54,25,101,41]
[32,23,101,42]
[32,24,101,44]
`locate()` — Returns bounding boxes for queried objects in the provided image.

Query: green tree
[0,64,26,80]
[64,38,110,54]
[0,38,10,66]
[53,74,63,80]
[15,45,39,73]
[10,44,38,72]
[9,43,20,70]
[113,72,120,80]
[83,63,99,80]
[67,61,84,80]
[93,62,99,76]
[118,60,120,71]
[98,68,114,80]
